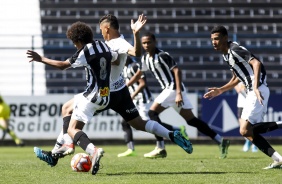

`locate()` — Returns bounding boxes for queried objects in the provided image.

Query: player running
[127,32,230,159]
[31,15,193,174]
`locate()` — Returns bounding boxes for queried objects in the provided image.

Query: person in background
[118,56,189,158]
[205,25,282,169]
[0,95,24,146]
[128,32,230,159]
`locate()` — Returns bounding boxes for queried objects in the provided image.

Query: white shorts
[71,93,108,124]
[134,101,153,121]
[241,84,269,124]
[155,88,193,110]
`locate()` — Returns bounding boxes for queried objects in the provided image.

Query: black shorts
[97,86,139,122]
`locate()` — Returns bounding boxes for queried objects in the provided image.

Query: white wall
[0,0,46,96]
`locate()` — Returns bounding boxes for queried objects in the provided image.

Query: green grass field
[1,144,282,184]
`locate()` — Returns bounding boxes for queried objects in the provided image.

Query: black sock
[73,131,91,151]
[63,116,71,134]
[252,122,278,134]
[252,134,275,157]
[187,117,217,138]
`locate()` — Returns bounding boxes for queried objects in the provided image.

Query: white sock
[63,133,73,145]
[52,130,64,153]
[85,143,95,156]
[213,134,222,145]
[271,151,282,162]
[145,120,171,140]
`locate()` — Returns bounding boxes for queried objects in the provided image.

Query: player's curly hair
[66,21,93,44]
[99,14,119,30]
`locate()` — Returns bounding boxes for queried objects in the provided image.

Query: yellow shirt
[0,102,10,120]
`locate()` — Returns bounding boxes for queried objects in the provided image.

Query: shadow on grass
[106,171,251,175]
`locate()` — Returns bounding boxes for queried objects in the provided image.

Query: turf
[1,144,282,184]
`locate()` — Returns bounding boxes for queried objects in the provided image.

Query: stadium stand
[0,0,46,95]
[38,0,282,94]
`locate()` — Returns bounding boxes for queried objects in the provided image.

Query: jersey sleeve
[107,37,133,54]
[117,39,133,54]
[132,63,144,78]
[230,43,254,63]
[140,55,149,72]
[111,51,118,62]
[68,48,88,68]
[159,52,177,69]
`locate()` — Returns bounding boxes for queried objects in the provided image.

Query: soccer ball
[70,153,92,172]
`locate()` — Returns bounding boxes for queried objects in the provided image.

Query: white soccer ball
[70,153,92,172]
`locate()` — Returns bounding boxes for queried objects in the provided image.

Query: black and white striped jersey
[223,41,267,91]
[123,61,153,105]
[69,40,117,105]
[141,48,184,91]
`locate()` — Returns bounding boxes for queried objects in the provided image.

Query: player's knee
[239,128,251,137]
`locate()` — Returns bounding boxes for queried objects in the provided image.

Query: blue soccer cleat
[173,130,193,154]
[34,147,58,167]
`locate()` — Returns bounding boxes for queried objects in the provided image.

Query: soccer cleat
[263,161,282,169]
[91,148,105,175]
[219,139,230,159]
[242,140,251,152]
[173,130,193,154]
[251,144,258,153]
[52,143,75,158]
[34,147,58,167]
[15,138,25,147]
[117,149,136,157]
[179,125,189,140]
[144,147,167,158]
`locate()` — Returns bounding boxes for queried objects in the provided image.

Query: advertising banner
[3,93,198,140]
[201,94,282,136]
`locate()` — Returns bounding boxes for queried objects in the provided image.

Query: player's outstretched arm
[131,14,147,33]
[128,14,147,57]
[26,50,71,70]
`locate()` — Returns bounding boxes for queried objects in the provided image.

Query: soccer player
[127,32,230,159]
[0,95,24,146]
[204,25,282,169]
[234,83,258,152]
[27,21,118,175]
[96,14,193,157]
[118,56,189,158]
[31,15,193,174]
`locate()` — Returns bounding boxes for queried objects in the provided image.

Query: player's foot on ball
[144,147,167,158]
[117,149,136,157]
[34,147,58,167]
[91,147,104,175]
[52,143,75,158]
